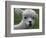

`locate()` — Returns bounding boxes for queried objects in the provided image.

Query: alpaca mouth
[29,23,32,27]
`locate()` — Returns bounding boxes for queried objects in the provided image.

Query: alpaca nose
[29,21,32,27]
[29,21,31,23]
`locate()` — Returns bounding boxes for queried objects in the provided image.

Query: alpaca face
[22,9,37,28]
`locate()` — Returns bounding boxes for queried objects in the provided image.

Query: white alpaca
[14,9,38,29]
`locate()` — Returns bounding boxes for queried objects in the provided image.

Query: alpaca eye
[24,17,27,19]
